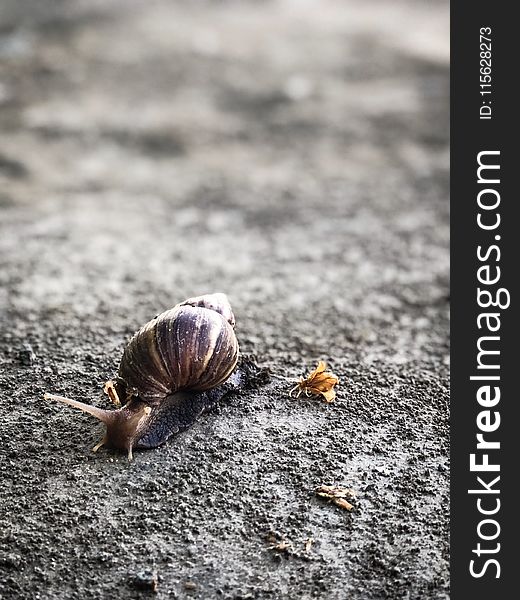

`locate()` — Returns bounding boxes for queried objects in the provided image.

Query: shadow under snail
[44,293,263,460]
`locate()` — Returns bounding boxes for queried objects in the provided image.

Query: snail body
[44,293,251,460]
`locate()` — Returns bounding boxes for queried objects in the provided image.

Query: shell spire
[178,292,235,327]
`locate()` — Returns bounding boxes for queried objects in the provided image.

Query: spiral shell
[117,293,239,402]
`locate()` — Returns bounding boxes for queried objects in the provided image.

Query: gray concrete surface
[0,1,449,598]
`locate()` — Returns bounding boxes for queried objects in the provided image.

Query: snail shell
[44,293,242,459]
[116,293,239,402]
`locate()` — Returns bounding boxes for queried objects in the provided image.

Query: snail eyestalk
[43,393,116,425]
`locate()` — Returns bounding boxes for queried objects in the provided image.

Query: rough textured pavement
[0,1,449,598]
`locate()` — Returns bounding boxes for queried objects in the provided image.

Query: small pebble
[18,344,36,366]
[0,553,21,568]
[132,570,158,592]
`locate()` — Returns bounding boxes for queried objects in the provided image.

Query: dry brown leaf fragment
[316,485,356,499]
[276,541,291,551]
[316,485,357,511]
[332,498,354,511]
[289,361,339,402]
[270,540,293,553]
[103,380,121,406]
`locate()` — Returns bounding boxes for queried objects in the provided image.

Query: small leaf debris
[266,534,316,561]
[267,534,294,554]
[273,540,293,553]
[316,485,357,512]
[289,361,339,403]
[103,380,121,406]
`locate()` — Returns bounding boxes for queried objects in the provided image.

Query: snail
[44,293,263,460]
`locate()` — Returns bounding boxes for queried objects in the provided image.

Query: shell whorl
[117,294,239,402]
[179,292,236,328]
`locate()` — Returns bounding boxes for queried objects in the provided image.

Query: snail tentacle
[43,393,116,425]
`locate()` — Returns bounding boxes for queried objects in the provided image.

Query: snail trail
[44,293,268,460]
